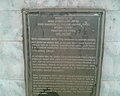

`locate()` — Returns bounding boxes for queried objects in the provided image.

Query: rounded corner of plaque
[22,8,29,15]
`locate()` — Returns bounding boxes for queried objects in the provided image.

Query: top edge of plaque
[22,8,105,14]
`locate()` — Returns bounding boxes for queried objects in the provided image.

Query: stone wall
[0,0,120,96]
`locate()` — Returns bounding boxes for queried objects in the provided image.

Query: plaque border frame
[22,8,106,96]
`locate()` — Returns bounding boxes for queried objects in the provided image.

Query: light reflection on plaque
[22,9,105,96]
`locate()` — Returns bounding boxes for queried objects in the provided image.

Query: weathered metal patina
[22,8,105,96]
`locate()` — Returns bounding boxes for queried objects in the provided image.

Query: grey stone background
[0,0,120,96]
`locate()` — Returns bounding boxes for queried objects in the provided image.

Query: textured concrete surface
[0,80,25,96]
[0,0,120,96]
[0,0,120,10]
[0,11,22,40]
[0,42,24,80]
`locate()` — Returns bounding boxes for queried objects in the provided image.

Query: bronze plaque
[22,9,105,96]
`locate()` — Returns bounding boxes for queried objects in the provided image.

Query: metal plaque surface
[22,8,105,96]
